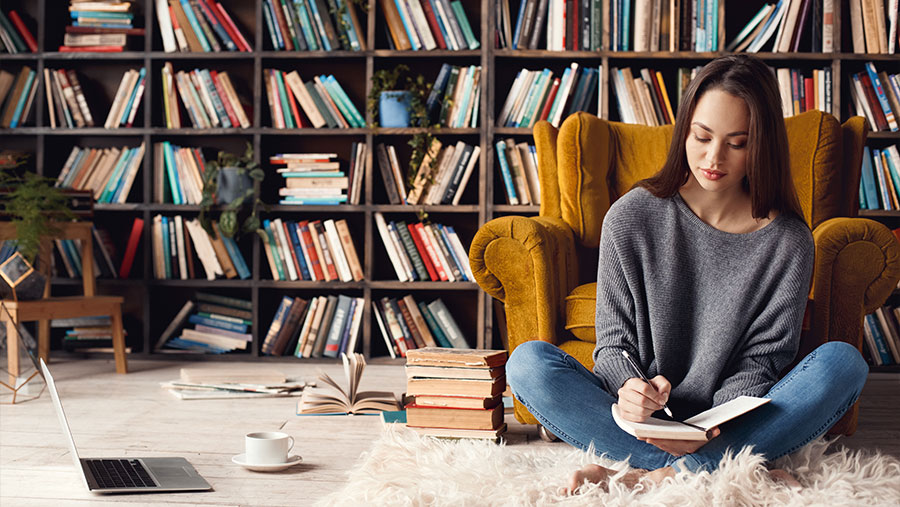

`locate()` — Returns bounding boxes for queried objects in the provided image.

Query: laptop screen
[41,359,89,487]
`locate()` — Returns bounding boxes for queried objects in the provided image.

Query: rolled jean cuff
[669,454,707,474]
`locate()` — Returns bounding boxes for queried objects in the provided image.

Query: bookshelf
[2,1,898,369]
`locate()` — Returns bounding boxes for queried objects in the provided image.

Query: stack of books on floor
[0,8,37,53]
[379,0,479,50]
[423,64,481,128]
[376,139,479,206]
[160,62,250,128]
[609,66,675,127]
[152,141,209,205]
[43,68,96,128]
[55,143,145,204]
[863,305,900,366]
[263,0,366,51]
[63,1,136,52]
[52,226,120,279]
[774,67,833,117]
[152,216,251,280]
[858,144,900,211]
[260,218,363,282]
[271,152,364,205]
[498,64,601,129]
[495,139,539,206]
[262,294,365,358]
[54,316,131,354]
[155,0,251,53]
[373,295,468,358]
[848,62,899,133]
[0,66,38,128]
[155,292,252,354]
[374,213,472,283]
[404,348,508,440]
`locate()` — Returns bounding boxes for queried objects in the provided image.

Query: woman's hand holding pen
[617,375,673,423]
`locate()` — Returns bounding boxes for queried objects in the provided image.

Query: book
[405,347,508,368]
[297,352,400,415]
[412,394,503,409]
[154,300,196,351]
[406,365,505,380]
[407,376,506,397]
[118,217,144,278]
[611,396,771,441]
[406,403,504,430]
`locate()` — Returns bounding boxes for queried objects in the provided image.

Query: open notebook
[612,396,770,441]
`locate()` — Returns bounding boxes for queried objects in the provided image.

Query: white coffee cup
[245,431,295,465]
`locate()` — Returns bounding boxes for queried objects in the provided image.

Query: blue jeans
[507,340,868,473]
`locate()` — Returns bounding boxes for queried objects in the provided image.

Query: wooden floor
[1,358,898,506]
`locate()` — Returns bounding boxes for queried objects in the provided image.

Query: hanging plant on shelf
[198,142,265,240]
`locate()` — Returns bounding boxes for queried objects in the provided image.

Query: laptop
[41,359,213,493]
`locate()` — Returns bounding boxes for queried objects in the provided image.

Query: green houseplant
[198,143,265,239]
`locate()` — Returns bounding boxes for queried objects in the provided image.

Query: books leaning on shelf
[863,305,900,366]
[0,66,38,128]
[42,68,96,129]
[62,1,137,52]
[151,141,209,205]
[374,295,470,359]
[848,62,899,133]
[157,292,253,354]
[155,0,251,53]
[774,67,833,118]
[160,63,250,129]
[376,139,479,206]
[497,64,602,129]
[0,8,37,53]
[373,212,473,283]
[858,143,900,211]
[298,352,400,415]
[272,152,364,205]
[152,215,251,281]
[495,139,539,206]
[847,0,899,54]
[260,218,363,282]
[609,66,676,127]
[379,0,479,51]
[263,0,366,51]
[264,69,364,129]
[405,348,508,440]
[262,294,365,358]
[55,143,145,204]
[52,225,121,280]
[422,64,481,128]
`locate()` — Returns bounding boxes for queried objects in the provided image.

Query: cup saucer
[232,453,303,472]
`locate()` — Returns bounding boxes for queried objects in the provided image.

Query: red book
[210,70,240,127]
[407,223,438,281]
[313,221,339,281]
[419,0,447,49]
[66,26,147,35]
[858,73,889,131]
[191,148,206,175]
[268,0,293,50]
[58,46,124,52]
[649,72,671,124]
[804,77,815,112]
[282,72,305,127]
[8,11,37,52]
[415,223,447,281]
[118,218,144,278]
[299,221,325,281]
[538,78,561,121]
[215,2,252,51]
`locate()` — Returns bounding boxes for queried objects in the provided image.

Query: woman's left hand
[639,427,721,456]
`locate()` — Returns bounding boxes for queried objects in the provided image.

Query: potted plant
[198,143,265,239]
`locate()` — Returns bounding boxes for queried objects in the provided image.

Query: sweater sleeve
[712,238,815,406]
[592,221,642,395]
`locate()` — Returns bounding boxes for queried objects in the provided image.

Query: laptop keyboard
[86,459,157,489]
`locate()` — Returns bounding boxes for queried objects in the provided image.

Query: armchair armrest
[810,217,900,351]
[469,215,578,352]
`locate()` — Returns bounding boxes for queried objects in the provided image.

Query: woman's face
[684,89,750,195]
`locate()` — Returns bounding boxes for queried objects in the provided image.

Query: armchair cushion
[564,283,596,342]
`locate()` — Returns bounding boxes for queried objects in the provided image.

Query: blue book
[865,314,894,365]
[325,75,365,128]
[494,141,518,204]
[71,11,134,19]
[865,63,897,132]
[450,0,479,49]
[285,221,311,280]
[295,0,320,51]
[179,0,211,51]
[882,149,900,204]
[73,22,135,28]
[333,0,361,50]
[859,180,868,210]
[417,301,452,348]
[9,70,36,128]
[386,298,415,347]
[392,0,420,50]
[860,146,880,209]
[436,224,467,281]
[222,236,251,280]
[323,295,353,358]
[426,63,452,119]
[511,0,529,49]
[161,216,172,279]
[262,219,287,280]
[263,0,284,49]
[167,337,229,354]
[337,297,358,354]
[747,0,784,52]
[162,142,184,205]
[427,0,452,49]
[98,147,135,203]
[119,68,146,126]
[188,314,249,334]
[306,0,333,51]
[873,149,892,210]
[279,196,348,205]
[110,146,142,203]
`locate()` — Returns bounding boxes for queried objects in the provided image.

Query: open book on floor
[611,396,770,441]
[297,352,400,415]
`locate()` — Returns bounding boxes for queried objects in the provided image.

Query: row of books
[156,293,254,354]
[495,139,540,205]
[405,348,508,440]
[273,151,364,205]
[424,64,482,128]
[374,212,473,282]
[377,140,479,206]
[858,144,900,211]
[375,296,469,359]
[260,218,364,282]
[0,67,38,129]
[775,67,833,117]
[43,68,95,129]
[152,141,209,205]
[498,63,600,129]
[380,0,479,50]
[847,0,899,54]
[848,62,899,133]
[863,305,900,366]
[46,218,145,279]
[56,143,145,204]
[263,0,365,51]
[726,1,834,54]
[265,69,365,129]
[610,66,674,127]
[156,0,252,52]
[262,294,364,357]
[161,63,250,129]
[152,215,251,281]
[62,1,135,52]
[0,8,37,53]
[53,316,128,354]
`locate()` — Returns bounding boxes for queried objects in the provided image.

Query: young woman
[505,54,869,492]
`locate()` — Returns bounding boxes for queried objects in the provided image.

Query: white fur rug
[317,425,900,506]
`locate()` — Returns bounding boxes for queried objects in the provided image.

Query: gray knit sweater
[592,187,814,419]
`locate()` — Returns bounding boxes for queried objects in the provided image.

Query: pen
[621,350,674,418]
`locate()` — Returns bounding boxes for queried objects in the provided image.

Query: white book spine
[324,219,352,282]
[174,215,188,279]
[374,212,409,282]
[156,0,178,52]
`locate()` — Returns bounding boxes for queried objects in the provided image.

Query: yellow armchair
[470,111,900,435]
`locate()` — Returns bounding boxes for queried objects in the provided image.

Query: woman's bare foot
[768,468,801,490]
[567,465,675,494]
